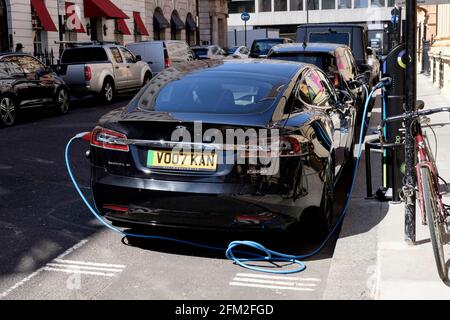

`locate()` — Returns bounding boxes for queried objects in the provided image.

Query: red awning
[30,0,58,32]
[65,2,86,33]
[84,0,129,19]
[133,12,149,36]
[116,19,131,35]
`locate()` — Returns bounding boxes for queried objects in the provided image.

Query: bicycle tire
[420,166,448,281]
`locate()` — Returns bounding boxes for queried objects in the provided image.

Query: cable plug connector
[74,131,92,141]
[374,77,392,90]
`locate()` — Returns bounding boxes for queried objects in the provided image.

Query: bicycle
[379,106,450,281]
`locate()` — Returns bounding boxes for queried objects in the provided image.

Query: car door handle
[115,66,119,69]
[126,66,130,68]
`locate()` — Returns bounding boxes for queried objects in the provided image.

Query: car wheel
[0,95,17,127]
[143,72,152,86]
[100,79,114,104]
[56,88,70,114]
[289,157,334,240]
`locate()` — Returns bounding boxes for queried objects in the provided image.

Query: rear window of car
[61,47,108,63]
[268,52,332,70]
[166,42,187,58]
[192,48,208,57]
[138,73,284,115]
[251,39,284,56]
[309,33,350,46]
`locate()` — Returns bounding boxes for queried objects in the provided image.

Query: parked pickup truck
[56,44,152,103]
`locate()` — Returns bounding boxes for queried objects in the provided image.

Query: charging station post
[404,0,417,244]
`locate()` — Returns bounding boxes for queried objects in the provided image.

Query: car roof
[270,42,349,54]
[253,38,288,41]
[169,59,305,83]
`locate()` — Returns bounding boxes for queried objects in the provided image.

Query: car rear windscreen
[138,73,284,115]
[61,47,108,63]
[269,52,330,70]
[193,48,208,57]
[309,33,350,46]
[251,40,284,56]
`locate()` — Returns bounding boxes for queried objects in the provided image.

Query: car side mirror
[135,55,142,62]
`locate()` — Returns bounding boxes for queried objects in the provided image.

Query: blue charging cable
[65,82,384,274]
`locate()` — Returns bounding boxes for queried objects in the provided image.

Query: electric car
[88,59,357,232]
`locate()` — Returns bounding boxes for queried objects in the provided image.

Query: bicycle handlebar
[380,107,450,128]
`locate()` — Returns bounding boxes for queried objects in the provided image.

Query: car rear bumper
[91,169,313,231]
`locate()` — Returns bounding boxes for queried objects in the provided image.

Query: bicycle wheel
[420,166,448,281]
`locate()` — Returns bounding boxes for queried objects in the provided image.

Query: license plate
[147,150,218,171]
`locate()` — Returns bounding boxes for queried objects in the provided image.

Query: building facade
[429,3,450,99]
[0,0,228,63]
[228,0,401,54]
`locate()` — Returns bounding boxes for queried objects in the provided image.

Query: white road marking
[43,267,116,277]
[0,239,89,299]
[232,277,317,287]
[235,272,321,282]
[53,259,126,269]
[229,282,315,292]
[46,263,124,273]
[229,273,321,292]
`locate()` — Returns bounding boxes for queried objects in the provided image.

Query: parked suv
[127,40,195,75]
[296,24,380,86]
[57,43,152,103]
[249,38,293,58]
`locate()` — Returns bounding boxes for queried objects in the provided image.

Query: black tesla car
[0,53,70,126]
[89,59,356,232]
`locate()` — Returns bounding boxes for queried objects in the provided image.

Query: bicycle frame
[414,124,446,225]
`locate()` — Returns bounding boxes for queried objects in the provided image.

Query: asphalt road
[0,96,354,300]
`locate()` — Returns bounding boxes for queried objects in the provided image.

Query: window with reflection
[290,0,303,11]
[229,0,255,14]
[259,0,272,11]
[274,0,287,11]
[354,0,368,8]
[306,0,320,10]
[338,0,351,8]
[322,0,335,9]
[371,0,385,7]
[388,0,395,6]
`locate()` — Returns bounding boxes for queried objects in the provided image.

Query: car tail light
[103,204,129,213]
[241,135,311,158]
[90,127,129,152]
[84,65,91,81]
[163,46,171,68]
[164,56,171,68]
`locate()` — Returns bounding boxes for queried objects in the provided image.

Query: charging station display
[381,43,406,199]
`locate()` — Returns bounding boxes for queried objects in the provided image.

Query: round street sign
[241,11,250,22]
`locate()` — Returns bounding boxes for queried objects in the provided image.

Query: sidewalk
[324,74,450,299]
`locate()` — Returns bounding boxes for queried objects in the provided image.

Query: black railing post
[404,0,417,244]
